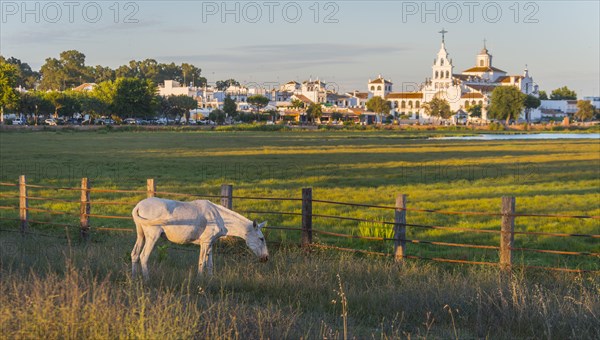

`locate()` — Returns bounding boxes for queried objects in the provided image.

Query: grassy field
[1,129,599,338]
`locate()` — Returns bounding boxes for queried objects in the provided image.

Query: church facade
[370,31,540,122]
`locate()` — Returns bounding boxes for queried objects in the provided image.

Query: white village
[3,30,598,126]
[149,30,595,125]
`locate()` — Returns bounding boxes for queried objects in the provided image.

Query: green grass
[0,130,599,338]
[1,130,598,268]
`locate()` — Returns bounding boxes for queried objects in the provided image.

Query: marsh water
[431,133,600,140]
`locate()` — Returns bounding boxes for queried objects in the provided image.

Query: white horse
[131,197,268,280]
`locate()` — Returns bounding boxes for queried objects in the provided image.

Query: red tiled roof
[386,92,423,99]
[72,83,96,91]
[293,94,313,104]
[369,78,392,84]
[349,92,369,99]
[466,84,498,93]
[463,66,507,73]
[461,92,484,99]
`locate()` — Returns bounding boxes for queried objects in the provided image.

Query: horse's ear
[253,220,257,229]
[258,221,266,229]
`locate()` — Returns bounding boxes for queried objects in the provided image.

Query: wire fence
[1,177,598,274]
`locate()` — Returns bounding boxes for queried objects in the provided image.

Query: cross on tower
[439,28,448,43]
[483,38,487,49]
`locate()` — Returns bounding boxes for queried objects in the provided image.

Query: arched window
[471,100,476,106]
[435,71,438,79]
[480,60,484,66]
[415,101,420,108]
[377,86,381,91]
[446,71,449,78]
[478,100,483,105]
[371,86,375,91]
[401,101,406,108]
[465,101,470,108]
[441,59,444,66]
[408,101,413,108]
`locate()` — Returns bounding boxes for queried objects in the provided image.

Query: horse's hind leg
[131,221,145,277]
[140,228,161,280]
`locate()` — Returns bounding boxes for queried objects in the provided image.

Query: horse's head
[246,221,269,262]
[246,220,269,262]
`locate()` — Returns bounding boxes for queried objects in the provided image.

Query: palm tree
[306,103,322,124]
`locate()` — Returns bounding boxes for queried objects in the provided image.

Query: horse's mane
[209,201,252,228]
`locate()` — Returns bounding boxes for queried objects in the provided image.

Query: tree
[575,100,594,122]
[488,86,526,125]
[18,91,52,124]
[167,95,197,122]
[223,95,237,117]
[215,79,240,91]
[0,62,20,123]
[60,50,92,87]
[366,96,392,124]
[75,92,108,119]
[91,65,115,83]
[422,97,452,123]
[112,78,157,118]
[247,95,269,113]
[181,63,205,87]
[39,50,92,90]
[290,98,305,110]
[91,80,116,114]
[538,90,548,100]
[39,58,65,90]
[523,94,541,123]
[1,56,40,89]
[208,109,226,124]
[306,103,323,123]
[550,86,577,100]
[467,104,482,118]
[331,112,344,122]
[43,91,68,118]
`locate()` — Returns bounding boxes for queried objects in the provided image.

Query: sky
[1,1,599,96]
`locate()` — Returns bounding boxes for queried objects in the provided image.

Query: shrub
[488,122,505,131]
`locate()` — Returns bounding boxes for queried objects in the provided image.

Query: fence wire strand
[3,180,598,274]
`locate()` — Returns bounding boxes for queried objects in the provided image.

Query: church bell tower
[432,29,454,90]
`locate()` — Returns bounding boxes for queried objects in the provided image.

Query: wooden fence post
[301,188,313,248]
[394,194,407,261]
[80,178,91,241]
[220,184,233,209]
[19,175,28,234]
[500,196,515,270]
[147,178,156,198]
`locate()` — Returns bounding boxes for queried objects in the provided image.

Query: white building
[299,78,328,104]
[539,100,578,115]
[379,31,540,122]
[368,75,392,98]
[157,80,197,97]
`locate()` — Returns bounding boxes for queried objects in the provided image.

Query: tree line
[1,50,206,91]
[1,63,197,122]
[0,51,250,122]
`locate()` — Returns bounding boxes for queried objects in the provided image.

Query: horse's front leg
[207,246,214,275]
[198,241,211,275]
